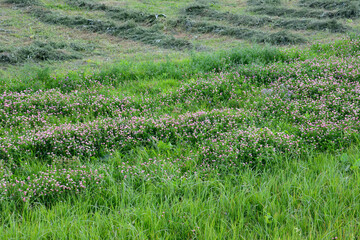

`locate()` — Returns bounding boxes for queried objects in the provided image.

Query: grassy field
[1,0,359,75]
[1,0,360,239]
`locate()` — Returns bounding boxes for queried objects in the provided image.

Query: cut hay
[32,9,192,50]
[184,4,347,32]
[169,18,306,45]
[250,5,360,19]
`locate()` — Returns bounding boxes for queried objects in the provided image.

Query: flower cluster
[1,44,360,201]
[197,127,301,170]
[0,89,135,131]
[0,108,256,159]
[0,165,103,203]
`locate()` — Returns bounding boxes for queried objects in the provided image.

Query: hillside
[1,0,359,75]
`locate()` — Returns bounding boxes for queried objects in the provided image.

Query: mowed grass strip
[4,0,39,6]
[66,0,166,25]
[249,5,360,19]
[184,4,348,32]
[169,17,306,45]
[28,7,192,50]
[299,0,359,10]
[0,41,95,64]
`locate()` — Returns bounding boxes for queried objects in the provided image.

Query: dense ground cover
[1,0,360,238]
[0,33,360,238]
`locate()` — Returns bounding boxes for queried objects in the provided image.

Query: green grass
[1,0,360,239]
[0,45,301,92]
[1,146,360,239]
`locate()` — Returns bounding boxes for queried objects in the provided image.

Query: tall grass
[6,35,359,93]
[1,146,360,239]
[0,45,304,93]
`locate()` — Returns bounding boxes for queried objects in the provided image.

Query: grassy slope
[1,0,360,239]
[1,0,359,78]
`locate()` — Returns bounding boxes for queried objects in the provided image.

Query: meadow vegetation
[1,0,360,239]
